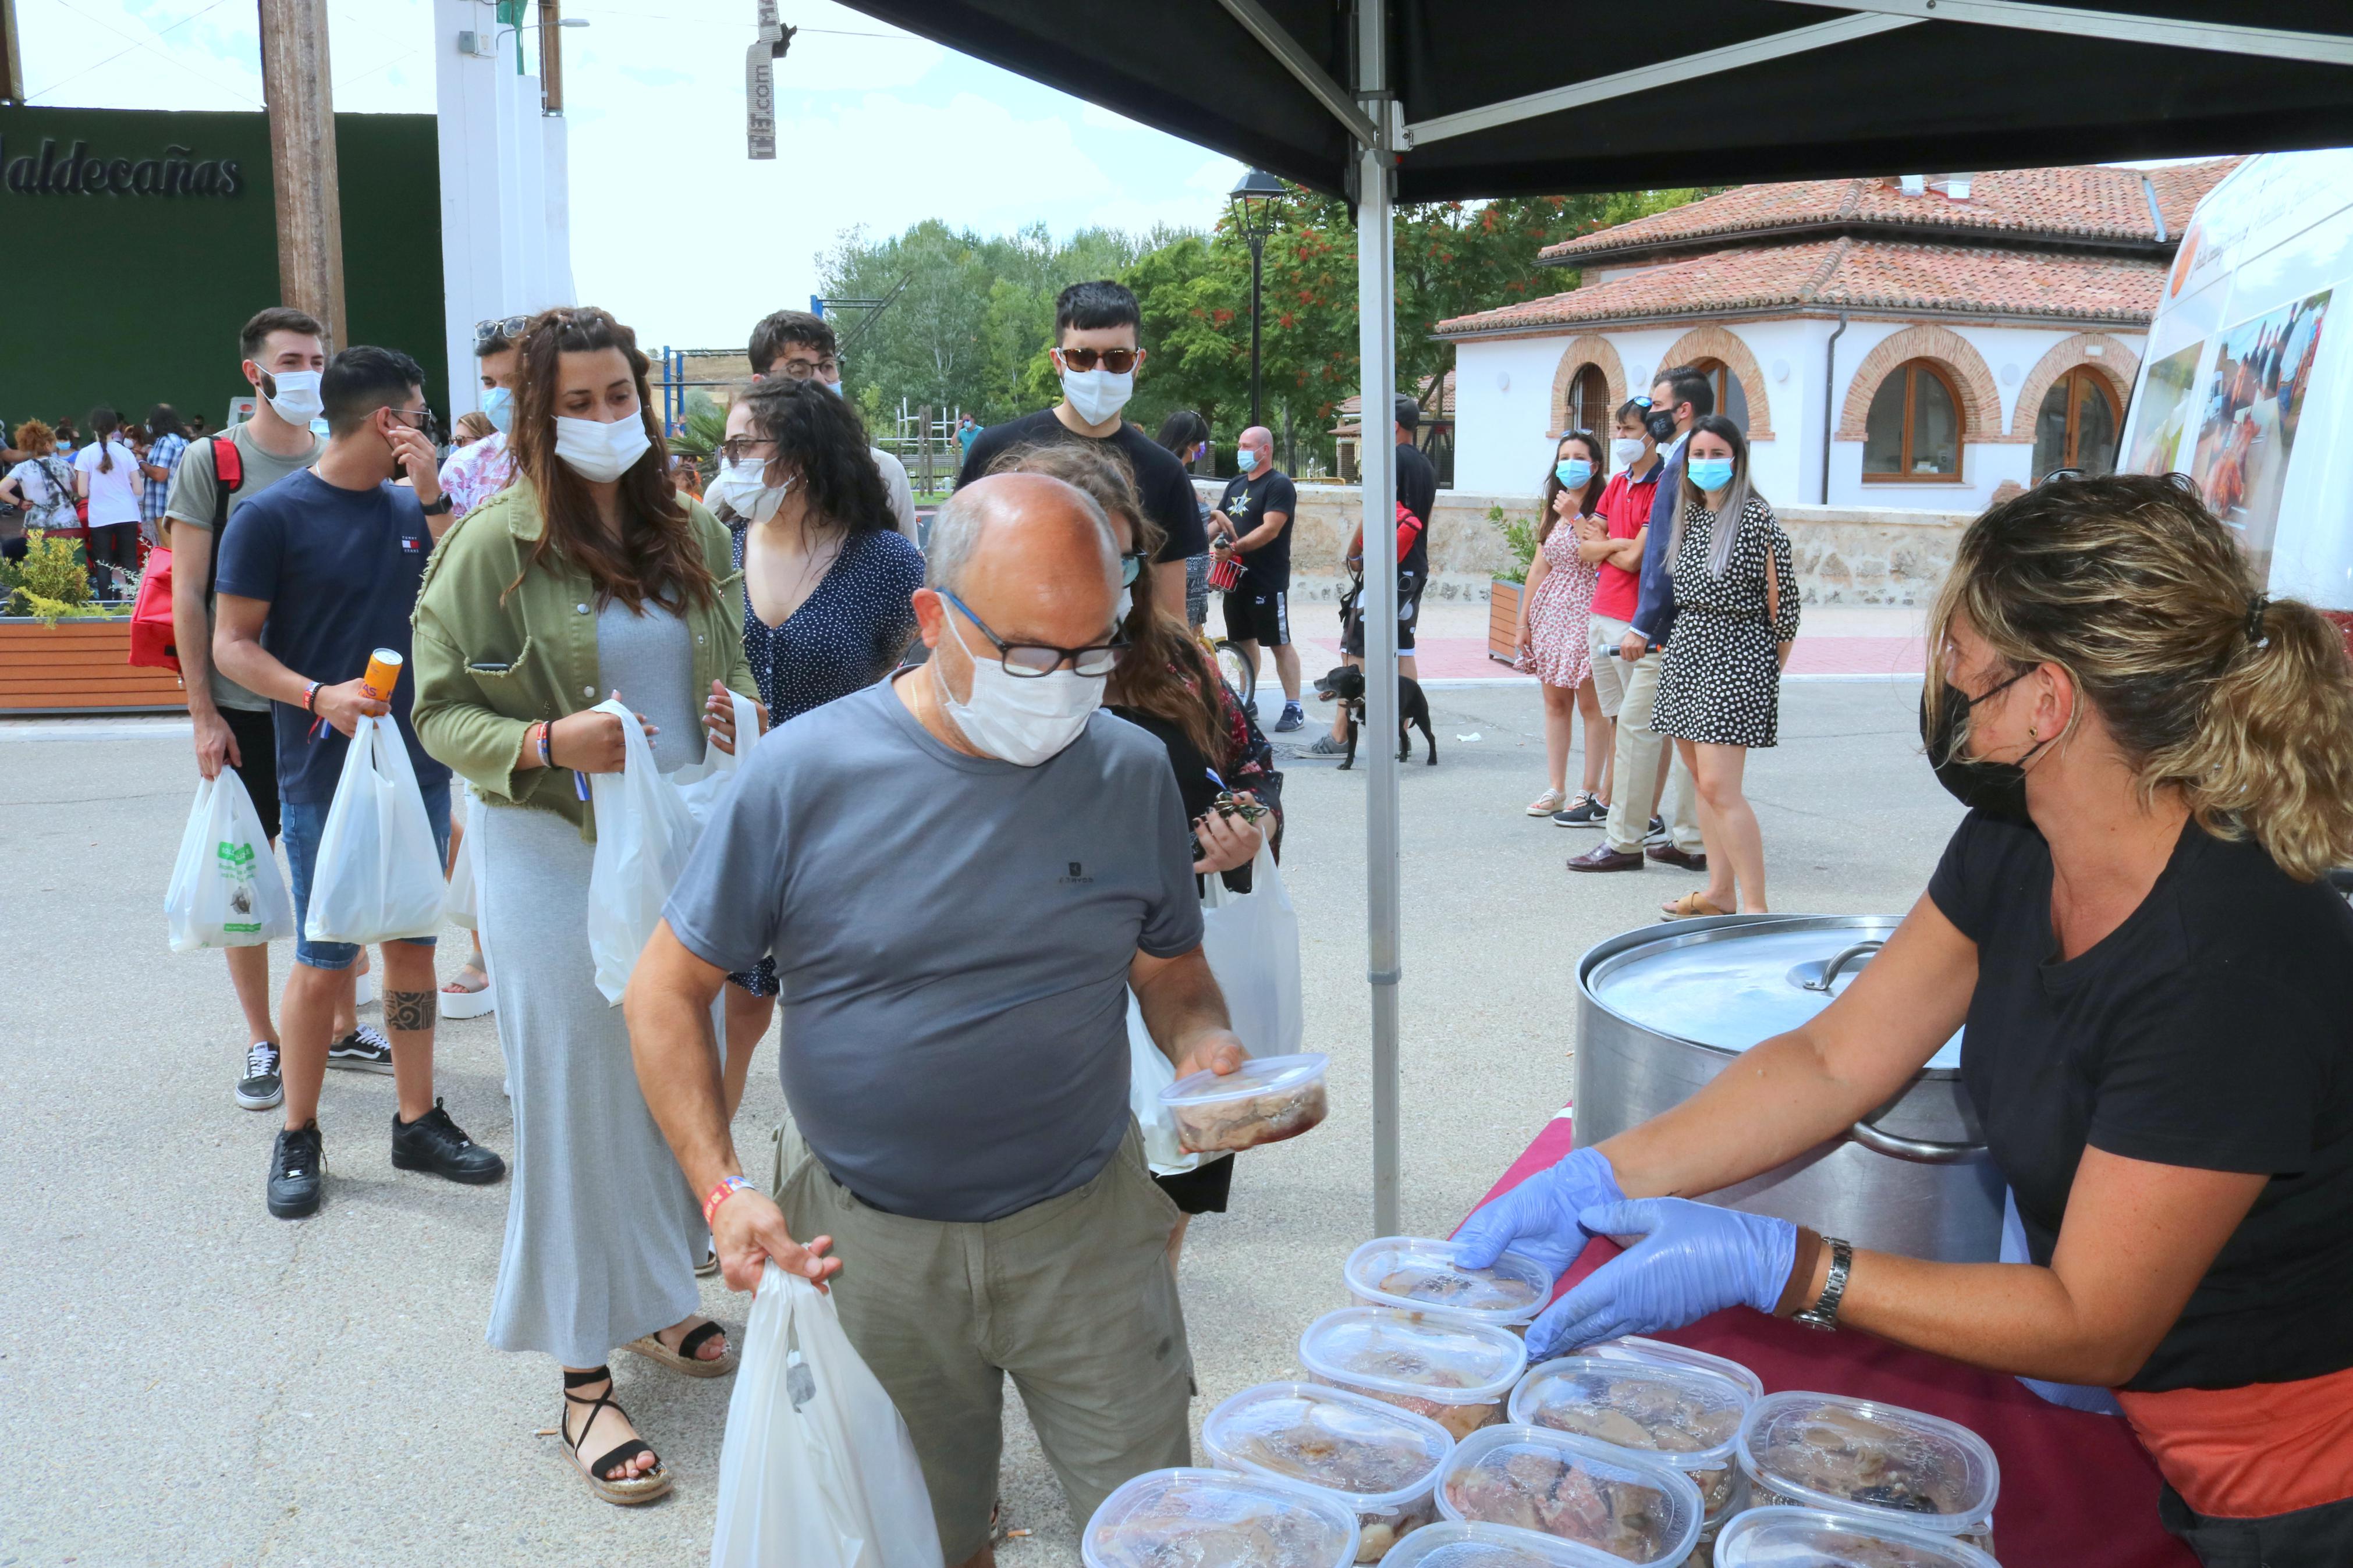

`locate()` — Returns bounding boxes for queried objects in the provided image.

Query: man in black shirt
[1314,394,1439,753]
[1209,425,1302,730]
[957,280,1205,620]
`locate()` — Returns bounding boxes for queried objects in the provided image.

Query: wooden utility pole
[538,0,563,115]
[1,0,25,104]
[257,0,347,349]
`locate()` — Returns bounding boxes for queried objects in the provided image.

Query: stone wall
[1203,479,1972,607]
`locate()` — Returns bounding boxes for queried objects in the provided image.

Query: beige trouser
[1590,613,1702,855]
[771,1116,1192,1563]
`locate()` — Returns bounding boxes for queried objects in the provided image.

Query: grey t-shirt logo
[1062,861,1093,884]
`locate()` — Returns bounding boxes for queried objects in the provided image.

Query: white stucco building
[1435,163,2235,511]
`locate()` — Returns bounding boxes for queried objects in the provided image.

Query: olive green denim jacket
[410,478,757,841]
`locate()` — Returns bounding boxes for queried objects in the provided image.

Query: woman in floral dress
[1516,430,1613,817]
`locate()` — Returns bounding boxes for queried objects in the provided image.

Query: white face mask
[934,612,1103,766]
[261,369,322,426]
[1611,436,1647,468]
[1059,365,1134,426]
[711,457,790,525]
[553,413,652,483]
[1115,586,1133,623]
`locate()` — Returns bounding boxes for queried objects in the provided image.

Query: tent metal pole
[1355,0,1403,1240]
[1776,0,2353,66]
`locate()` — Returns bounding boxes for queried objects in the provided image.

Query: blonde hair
[1928,473,2353,881]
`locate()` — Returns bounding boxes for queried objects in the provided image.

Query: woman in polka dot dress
[1651,414,1800,919]
[1515,431,1612,819]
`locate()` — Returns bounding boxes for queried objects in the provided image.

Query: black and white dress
[1651,496,1801,749]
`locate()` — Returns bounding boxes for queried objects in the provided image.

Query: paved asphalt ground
[0,675,1960,1567]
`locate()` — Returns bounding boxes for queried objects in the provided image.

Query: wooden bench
[0,617,187,714]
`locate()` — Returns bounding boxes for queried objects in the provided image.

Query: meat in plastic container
[1712,1505,2003,1567]
[1509,1356,1754,1530]
[1300,1307,1529,1441]
[1736,1393,2000,1552]
[1435,1424,1703,1566]
[1575,1336,1765,1403]
[1346,1236,1554,1330]
[1160,1051,1329,1153]
[1204,1381,1454,1562]
[1369,1519,1636,1568]
[1084,1466,1360,1568]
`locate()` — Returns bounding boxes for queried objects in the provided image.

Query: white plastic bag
[165,769,294,951]
[1128,993,1199,1176]
[710,1263,945,1568]
[303,713,446,945]
[442,787,478,930]
[585,691,759,1004]
[1198,844,1304,1059]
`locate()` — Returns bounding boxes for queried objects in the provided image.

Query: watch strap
[1793,1236,1852,1332]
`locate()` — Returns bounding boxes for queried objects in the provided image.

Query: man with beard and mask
[215,345,506,1219]
[745,308,917,539]
[957,280,1206,621]
[629,472,1244,1568]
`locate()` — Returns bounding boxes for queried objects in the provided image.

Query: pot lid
[1586,918,1963,1069]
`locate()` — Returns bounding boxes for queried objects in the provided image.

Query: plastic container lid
[1300,1308,1530,1406]
[1736,1393,2000,1536]
[1369,1520,1632,1568]
[1435,1425,1705,1567]
[1508,1356,1751,1470]
[1577,1337,1766,1403]
[1204,1382,1454,1512]
[1161,1051,1329,1107]
[1084,1466,1360,1568]
[1713,1506,2003,1567]
[1346,1236,1554,1327]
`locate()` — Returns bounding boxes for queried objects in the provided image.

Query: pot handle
[1803,940,1884,993]
[1846,1118,1983,1164]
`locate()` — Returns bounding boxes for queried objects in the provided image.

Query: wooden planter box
[1488,578,1524,664]
[0,616,188,714]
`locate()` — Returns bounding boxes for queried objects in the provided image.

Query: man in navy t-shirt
[215,344,504,1220]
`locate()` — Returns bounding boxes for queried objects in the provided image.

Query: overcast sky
[15,0,1247,346]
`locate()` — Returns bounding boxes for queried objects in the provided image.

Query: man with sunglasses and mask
[630,472,1243,1568]
[745,308,917,539]
[957,280,1206,621]
[215,345,506,1219]
[438,314,527,520]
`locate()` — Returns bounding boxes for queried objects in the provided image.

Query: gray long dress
[480,602,707,1365]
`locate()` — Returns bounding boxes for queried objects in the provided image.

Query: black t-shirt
[1927,810,2353,1392]
[957,410,1208,564]
[1396,440,1436,583]
[1217,468,1297,588]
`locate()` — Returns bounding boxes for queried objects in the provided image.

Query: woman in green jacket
[411,306,763,1506]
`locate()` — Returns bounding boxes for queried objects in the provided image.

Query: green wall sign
[0,134,247,197]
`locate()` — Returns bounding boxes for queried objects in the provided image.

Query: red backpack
[128,435,242,673]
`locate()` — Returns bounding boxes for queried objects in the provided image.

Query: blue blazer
[1628,441,1685,647]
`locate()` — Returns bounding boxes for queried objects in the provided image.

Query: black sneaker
[1551,795,1609,827]
[327,1025,395,1073]
[1273,702,1305,733]
[236,1041,283,1111]
[1645,815,1669,844]
[267,1121,325,1218]
[391,1098,507,1185]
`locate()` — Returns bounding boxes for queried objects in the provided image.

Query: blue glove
[1453,1146,1627,1281]
[1527,1197,1798,1359]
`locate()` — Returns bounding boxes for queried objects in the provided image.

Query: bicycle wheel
[1213,639,1257,707]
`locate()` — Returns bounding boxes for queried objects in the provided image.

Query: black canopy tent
[842,0,2353,1232]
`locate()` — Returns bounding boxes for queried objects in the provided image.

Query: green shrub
[1,530,93,620]
[1490,504,1539,585]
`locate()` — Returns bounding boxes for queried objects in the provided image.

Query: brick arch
[2008,333,2139,439]
[1659,325,1776,440]
[1549,335,1626,437]
[1837,323,2001,445]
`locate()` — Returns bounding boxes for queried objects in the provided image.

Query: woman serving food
[1458,474,2353,1565]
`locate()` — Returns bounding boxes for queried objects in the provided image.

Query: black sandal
[554,1366,672,1505]
[625,1317,737,1378]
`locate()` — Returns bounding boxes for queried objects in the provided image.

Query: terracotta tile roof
[1540,161,2239,263]
[1435,239,2164,336]
[1334,369,1453,435]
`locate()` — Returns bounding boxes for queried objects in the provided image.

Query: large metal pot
[1575,914,2002,1263]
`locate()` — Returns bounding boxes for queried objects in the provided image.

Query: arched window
[1567,365,1609,436]
[2032,365,2120,479]
[1862,360,1963,481]
[1692,357,1749,433]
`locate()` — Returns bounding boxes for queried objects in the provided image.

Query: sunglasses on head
[473,314,532,347]
[1057,347,1138,374]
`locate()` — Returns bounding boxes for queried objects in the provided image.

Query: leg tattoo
[385,990,436,1033]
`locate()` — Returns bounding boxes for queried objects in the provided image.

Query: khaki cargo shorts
[771,1116,1193,1563]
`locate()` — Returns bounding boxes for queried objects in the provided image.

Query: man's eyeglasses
[1056,347,1139,374]
[939,588,1125,677]
[473,314,532,347]
[773,357,839,382]
[1627,396,1654,408]
[385,407,442,442]
[719,436,779,464]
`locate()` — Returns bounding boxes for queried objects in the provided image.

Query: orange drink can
[361,648,404,705]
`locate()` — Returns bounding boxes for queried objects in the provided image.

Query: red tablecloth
[1467,1114,2196,1567]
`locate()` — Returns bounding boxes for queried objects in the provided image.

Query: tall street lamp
[1229,168,1287,432]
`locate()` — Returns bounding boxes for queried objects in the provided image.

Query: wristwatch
[1793,1236,1852,1332]
[420,493,453,515]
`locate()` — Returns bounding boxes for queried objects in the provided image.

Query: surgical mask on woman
[261,369,323,426]
[711,457,790,525]
[481,386,514,434]
[1687,456,1737,493]
[934,614,1103,766]
[553,414,652,483]
[1555,458,1593,490]
[1610,436,1647,468]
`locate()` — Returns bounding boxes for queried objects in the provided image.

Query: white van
[2120,148,2353,610]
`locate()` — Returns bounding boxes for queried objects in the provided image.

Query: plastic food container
[1736,1393,1999,1549]
[1204,1381,1454,1562]
[1300,1307,1529,1441]
[1509,1356,1754,1529]
[1712,1505,2003,1567]
[1084,1466,1360,1568]
[1578,1337,1766,1403]
[1160,1052,1330,1153]
[1371,1519,1635,1568]
[1435,1425,1703,1566]
[1346,1236,1553,1329]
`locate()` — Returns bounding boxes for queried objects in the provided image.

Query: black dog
[1313,663,1436,770]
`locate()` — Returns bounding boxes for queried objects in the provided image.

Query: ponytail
[89,407,119,474]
